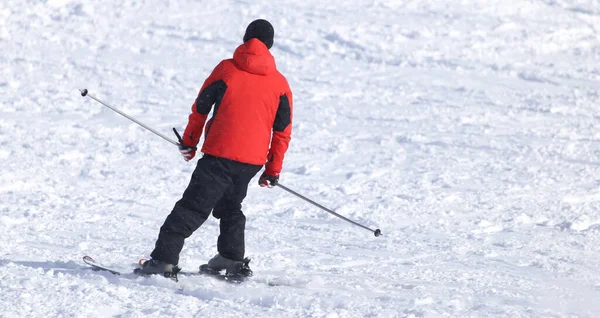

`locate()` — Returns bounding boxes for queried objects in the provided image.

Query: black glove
[258,171,279,188]
[173,128,197,161]
[178,143,196,161]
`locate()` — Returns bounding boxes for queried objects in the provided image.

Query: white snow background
[2,0,600,317]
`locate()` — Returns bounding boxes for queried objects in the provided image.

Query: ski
[196,264,247,284]
[138,258,247,284]
[82,256,122,275]
[82,256,248,284]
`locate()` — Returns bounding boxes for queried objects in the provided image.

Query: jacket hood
[233,39,276,75]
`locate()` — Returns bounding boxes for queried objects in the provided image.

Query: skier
[137,19,293,277]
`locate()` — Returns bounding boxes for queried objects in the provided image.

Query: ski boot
[199,254,253,278]
[134,259,180,280]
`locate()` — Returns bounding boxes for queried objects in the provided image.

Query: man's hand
[173,128,197,162]
[259,171,279,188]
[178,143,197,161]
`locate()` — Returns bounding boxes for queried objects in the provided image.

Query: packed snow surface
[1,0,600,317]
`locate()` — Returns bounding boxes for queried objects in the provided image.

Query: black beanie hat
[243,19,274,49]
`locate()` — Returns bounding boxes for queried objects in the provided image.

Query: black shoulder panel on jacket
[195,80,227,115]
[273,94,291,132]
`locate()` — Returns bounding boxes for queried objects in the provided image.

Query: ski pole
[79,88,179,146]
[79,88,381,237]
[276,183,382,237]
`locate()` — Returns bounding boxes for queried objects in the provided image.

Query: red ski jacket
[182,39,293,175]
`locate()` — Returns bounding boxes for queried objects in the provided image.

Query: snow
[2,0,600,317]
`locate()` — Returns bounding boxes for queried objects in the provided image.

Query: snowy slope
[2,0,600,317]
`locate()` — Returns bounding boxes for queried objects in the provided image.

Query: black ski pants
[150,154,262,265]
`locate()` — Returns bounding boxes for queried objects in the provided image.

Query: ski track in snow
[2,0,600,317]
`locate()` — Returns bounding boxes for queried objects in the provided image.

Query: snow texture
[2,0,600,317]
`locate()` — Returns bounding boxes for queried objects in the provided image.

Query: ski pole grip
[173,128,183,143]
[173,128,197,150]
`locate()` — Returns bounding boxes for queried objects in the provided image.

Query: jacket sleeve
[181,62,227,147]
[265,90,293,175]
